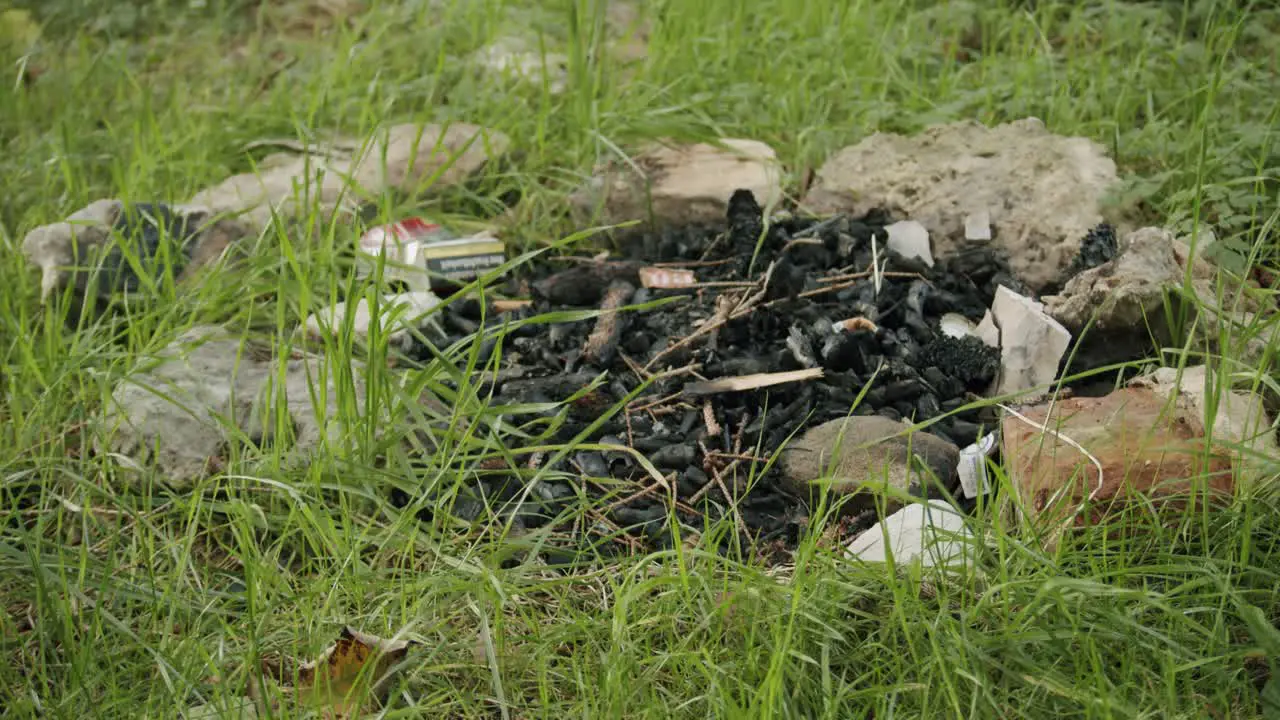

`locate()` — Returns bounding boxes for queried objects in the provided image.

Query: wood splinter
[581,280,636,365]
[683,368,825,397]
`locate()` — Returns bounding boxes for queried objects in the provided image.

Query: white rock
[570,138,783,227]
[885,220,933,266]
[939,312,976,339]
[964,209,992,241]
[975,309,1000,348]
[845,500,972,568]
[1127,365,1280,485]
[991,285,1071,399]
[472,37,569,94]
[302,291,445,348]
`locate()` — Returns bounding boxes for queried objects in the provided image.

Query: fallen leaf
[288,626,417,717]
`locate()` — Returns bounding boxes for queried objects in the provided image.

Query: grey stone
[801,118,1119,292]
[779,416,960,509]
[95,325,371,488]
[188,123,510,233]
[21,199,252,307]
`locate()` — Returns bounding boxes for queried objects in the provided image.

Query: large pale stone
[189,122,510,232]
[570,138,783,228]
[802,118,1119,292]
[95,325,372,488]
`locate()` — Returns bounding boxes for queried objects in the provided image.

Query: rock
[1127,365,1278,482]
[884,220,933,266]
[300,291,445,349]
[570,138,783,229]
[801,118,1119,292]
[1000,381,1274,527]
[1043,227,1184,332]
[21,199,252,308]
[780,416,960,509]
[1043,226,1272,369]
[472,37,569,94]
[95,325,371,488]
[845,499,972,568]
[188,123,510,232]
[990,285,1071,399]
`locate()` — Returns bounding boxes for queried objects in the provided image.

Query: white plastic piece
[957,431,998,499]
[940,312,976,339]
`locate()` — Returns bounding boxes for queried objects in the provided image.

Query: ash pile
[410,190,1068,562]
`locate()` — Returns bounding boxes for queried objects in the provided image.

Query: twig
[817,270,928,284]
[602,478,669,514]
[653,258,737,268]
[683,368,824,397]
[703,402,722,437]
[581,281,635,365]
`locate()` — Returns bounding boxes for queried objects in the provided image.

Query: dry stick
[602,476,669,514]
[644,261,780,372]
[712,465,748,536]
[653,258,737,268]
[703,401,722,437]
[581,281,635,365]
[817,270,929,284]
[683,368,825,397]
[688,459,740,504]
[628,391,684,414]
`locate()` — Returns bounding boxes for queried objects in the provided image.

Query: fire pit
[398,190,1105,564]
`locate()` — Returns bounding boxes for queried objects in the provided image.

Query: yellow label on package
[419,236,507,286]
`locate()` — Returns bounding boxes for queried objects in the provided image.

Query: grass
[2,0,1280,717]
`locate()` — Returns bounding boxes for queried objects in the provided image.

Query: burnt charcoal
[417,202,1038,561]
[531,262,644,306]
[612,505,667,529]
[575,452,610,478]
[1068,223,1118,277]
[919,335,999,391]
[948,419,987,445]
[650,443,697,469]
[623,332,652,354]
[726,189,765,247]
[821,329,878,374]
[767,259,807,301]
[916,394,941,420]
[923,367,964,399]
[884,380,922,403]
